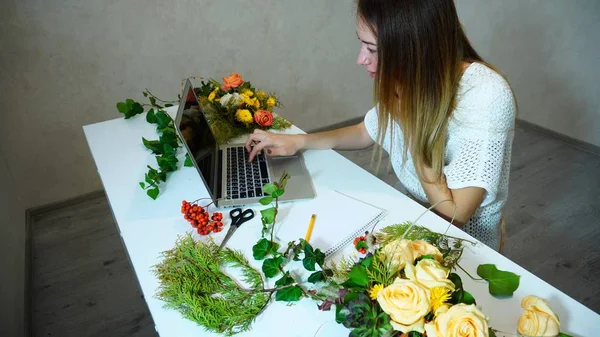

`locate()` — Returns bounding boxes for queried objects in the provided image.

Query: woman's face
[356,18,378,78]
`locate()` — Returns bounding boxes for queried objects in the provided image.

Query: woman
[245,0,516,250]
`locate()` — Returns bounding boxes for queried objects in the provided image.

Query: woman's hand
[245,129,305,162]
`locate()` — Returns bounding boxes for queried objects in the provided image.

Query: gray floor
[32,123,600,336]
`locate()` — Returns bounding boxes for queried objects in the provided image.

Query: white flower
[219,93,243,107]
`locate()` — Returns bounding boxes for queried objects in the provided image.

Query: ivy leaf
[156,154,178,172]
[272,188,284,198]
[275,272,295,287]
[558,333,573,337]
[356,241,368,251]
[142,137,162,154]
[308,271,326,284]
[142,91,148,97]
[116,102,128,114]
[163,144,176,156]
[360,254,374,268]
[260,207,276,225]
[303,244,317,271]
[139,182,145,189]
[131,102,143,116]
[477,264,520,297]
[489,329,497,337]
[275,285,302,302]
[184,153,193,167]
[259,196,273,205]
[146,109,157,124]
[155,110,171,129]
[341,264,368,288]
[159,130,178,149]
[262,256,283,278]
[263,183,277,195]
[253,238,271,260]
[147,186,159,199]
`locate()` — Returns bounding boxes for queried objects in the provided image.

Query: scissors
[217,208,255,252]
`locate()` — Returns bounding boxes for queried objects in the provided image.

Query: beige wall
[456,0,600,147]
[1,0,599,208]
[0,0,372,208]
[0,147,26,337]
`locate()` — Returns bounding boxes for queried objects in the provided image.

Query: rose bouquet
[194,72,292,144]
[317,224,496,337]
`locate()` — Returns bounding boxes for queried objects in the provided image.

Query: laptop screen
[175,80,219,199]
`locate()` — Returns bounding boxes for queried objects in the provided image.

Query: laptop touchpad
[270,156,306,176]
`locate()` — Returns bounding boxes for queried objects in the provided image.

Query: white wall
[1,0,599,209]
[456,0,600,147]
[0,0,372,208]
[0,148,26,337]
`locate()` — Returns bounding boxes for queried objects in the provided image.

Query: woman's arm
[245,121,375,161]
[418,166,485,226]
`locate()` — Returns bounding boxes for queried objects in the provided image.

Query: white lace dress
[364,62,516,250]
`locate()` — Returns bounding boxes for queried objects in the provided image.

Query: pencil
[304,214,317,242]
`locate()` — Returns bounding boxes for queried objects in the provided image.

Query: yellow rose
[409,240,444,263]
[266,96,276,107]
[380,239,414,273]
[424,303,489,337]
[405,259,455,292]
[376,278,431,334]
[235,109,253,124]
[256,90,267,100]
[517,296,560,337]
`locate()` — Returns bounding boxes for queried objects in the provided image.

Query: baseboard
[25,189,106,337]
[516,119,600,156]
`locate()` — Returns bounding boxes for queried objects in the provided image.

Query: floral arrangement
[115,72,292,199]
[152,174,574,337]
[194,72,292,144]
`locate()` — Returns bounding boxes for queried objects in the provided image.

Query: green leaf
[159,130,178,149]
[263,183,277,195]
[116,102,128,113]
[275,285,302,302]
[156,154,178,172]
[146,109,157,124]
[489,329,497,337]
[165,103,173,107]
[275,272,295,287]
[272,188,284,198]
[142,138,162,154]
[155,110,171,129]
[462,290,476,305]
[259,196,273,205]
[341,264,368,288]
[139,182,145,189]
[335,305,346,323]
[184,153,193,167]
[149,96,157,106]
[308,271,326,284]
[260,207,276,225]
[262,256,283,278]
[356,241,368,251]
[361,254,374,268]
[142,91,148,97]
[253,238,271,260]
[558,333,573,337]
[477,264,520,297]
[163,144,176,156]
[448,272,463,289]
[147,186,159,199]
[302,244,317,271]
[131,102,143,116]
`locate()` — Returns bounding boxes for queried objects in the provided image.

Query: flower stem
[456,263,484,281]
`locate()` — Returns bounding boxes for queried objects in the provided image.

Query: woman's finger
[248,139,272,162]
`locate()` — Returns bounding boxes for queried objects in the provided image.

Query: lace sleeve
[444,85,516,206]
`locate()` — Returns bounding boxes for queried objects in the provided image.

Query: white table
[83,108,599,337]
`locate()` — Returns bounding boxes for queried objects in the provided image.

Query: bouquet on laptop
[194,72,292,144]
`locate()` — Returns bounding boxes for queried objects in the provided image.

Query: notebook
[273,190,387,258]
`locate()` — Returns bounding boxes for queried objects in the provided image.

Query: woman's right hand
[245,129,305,162]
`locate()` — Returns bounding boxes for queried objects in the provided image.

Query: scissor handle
[230,208,254,227]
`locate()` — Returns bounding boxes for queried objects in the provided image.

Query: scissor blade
[218,226,237,250]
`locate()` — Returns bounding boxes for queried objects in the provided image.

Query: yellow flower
[429,287,451,314]
[241,88,254,97]
[256,90,267,100]
[241,94,258,108]
[377,279,431,334]
[424,304,489,337]
[266,96,276,107]
[208,89,218,102]
[405,259,456,292]
[253,99,260,109]
[369,284,384,300]
[235,109,253,124]
[517,296,560,337]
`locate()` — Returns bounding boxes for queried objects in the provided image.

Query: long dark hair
[357,0,498,182]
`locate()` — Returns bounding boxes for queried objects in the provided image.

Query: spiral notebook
[273,190,387,258]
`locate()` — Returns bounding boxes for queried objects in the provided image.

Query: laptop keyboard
[226,146,271,199]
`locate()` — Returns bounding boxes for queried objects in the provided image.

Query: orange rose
[222,72,244,89]
[254,110,274,127]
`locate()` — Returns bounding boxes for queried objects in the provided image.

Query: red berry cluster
[181,200,224,236]
[353,231,376,255]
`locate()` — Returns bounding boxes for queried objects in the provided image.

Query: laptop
[174,78,316,208]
